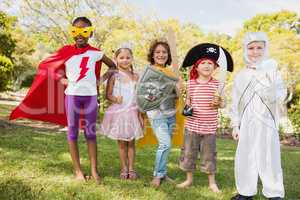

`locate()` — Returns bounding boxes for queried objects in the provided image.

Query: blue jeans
[149,115,176,178]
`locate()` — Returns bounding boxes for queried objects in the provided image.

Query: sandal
[120,170,128,180]
[128,170,138,180]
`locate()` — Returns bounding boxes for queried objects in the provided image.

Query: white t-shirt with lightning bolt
[64,50,103,96]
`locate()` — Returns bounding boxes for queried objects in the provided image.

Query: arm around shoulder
[102,54,117,69]
[100,54,117,83]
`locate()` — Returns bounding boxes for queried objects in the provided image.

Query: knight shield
[136,66,178,112]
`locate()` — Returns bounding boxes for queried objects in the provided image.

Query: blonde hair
[114,48,134,74]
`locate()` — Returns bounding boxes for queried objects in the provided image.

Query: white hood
[243,32,269,67]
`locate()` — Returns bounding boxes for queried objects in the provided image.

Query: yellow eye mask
[69,26,94,38]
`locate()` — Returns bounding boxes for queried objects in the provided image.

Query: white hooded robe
[230,32,286,198]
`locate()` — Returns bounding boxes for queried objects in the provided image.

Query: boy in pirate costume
[230,32,286,200]
[10,17,116,183]
[177,43,233,192]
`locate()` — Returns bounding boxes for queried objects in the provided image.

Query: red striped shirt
[185,78,219,134]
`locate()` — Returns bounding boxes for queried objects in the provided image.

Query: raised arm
[167,27,184,95]
[167,27,179,69]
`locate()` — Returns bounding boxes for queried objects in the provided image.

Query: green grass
[0,105,300,199]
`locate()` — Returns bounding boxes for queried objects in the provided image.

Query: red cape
[10,44,102,126]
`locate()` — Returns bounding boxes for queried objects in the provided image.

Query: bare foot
[209,183,220,193]
[176,180,192,188]
[91,171,101,184]
[74,171,86,182]
[150,177,161,187]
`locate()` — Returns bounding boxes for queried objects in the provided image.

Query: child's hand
[185,98,191,106]
[258,84,277,104]
[97,96,101,108]
[60,78,68,86]
[176,80,184,94]
[211,94,223,108]
[232,127,239,141]
[115,96,123,104]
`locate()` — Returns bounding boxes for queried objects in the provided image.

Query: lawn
[0,105,299,200]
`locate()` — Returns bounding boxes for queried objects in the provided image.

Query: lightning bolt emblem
[76,57,90,82]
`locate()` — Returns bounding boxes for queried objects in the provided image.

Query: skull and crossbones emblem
[206,47,217,54]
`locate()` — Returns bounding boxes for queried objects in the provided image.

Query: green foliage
[288,82,300,140]
[278,125,286,140]
[288,104,300,140]
[10,27,37,90]
[0,11,37,90]
[0,55,13,91]
[243,10,299,33]
[0,11,16,58]
[20,72,35,88]
[217,112,232,135]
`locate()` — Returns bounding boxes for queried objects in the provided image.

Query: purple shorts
[65,95,98,141]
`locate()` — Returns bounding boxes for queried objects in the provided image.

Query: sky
[126,0,300,35]
[1,0,299,36]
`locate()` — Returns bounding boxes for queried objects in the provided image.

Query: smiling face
[153,44,169,67]
[196,59,216,79]
[72,20,92,48]
[246,41,265,63]
[115,49,133,71]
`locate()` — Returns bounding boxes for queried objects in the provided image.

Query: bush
[288,103,300,140]
[20,72,35,88]
[287,82,300,140]
[0,55,13,91]
[217,111,232,135]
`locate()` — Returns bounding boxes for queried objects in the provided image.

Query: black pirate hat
[181,43,234,72]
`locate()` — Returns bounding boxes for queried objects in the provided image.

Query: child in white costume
[230,32,286,200]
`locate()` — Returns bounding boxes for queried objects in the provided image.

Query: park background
[0,0,299,199]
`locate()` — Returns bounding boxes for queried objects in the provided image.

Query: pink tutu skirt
[101,104,143,141]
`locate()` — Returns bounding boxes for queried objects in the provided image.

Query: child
[138,40,181,187]
[101,47,143,180]
[230,32,285,200]
[176,43,233,192]
[10,17,116,183]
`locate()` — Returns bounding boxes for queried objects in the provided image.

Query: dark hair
[115,48,134,74]
[147,40,172,66]
[72,17,92,26]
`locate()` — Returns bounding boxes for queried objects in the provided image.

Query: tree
[1,0,125,49]
[0,11,16,91]
[243,10,299,32]
[0,11,16,58]
[10,26,37,89]
[0,55,13,91]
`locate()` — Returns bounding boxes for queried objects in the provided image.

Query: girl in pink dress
[101,47,144,180]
